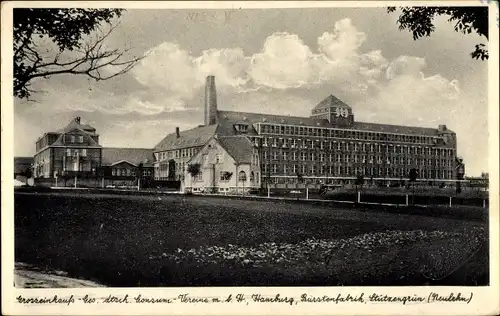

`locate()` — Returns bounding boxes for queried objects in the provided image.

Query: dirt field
[14,192,489,287]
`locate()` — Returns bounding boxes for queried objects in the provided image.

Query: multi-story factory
[154,76,462,191]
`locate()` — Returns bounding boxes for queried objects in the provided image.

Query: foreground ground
[14,192,489,287]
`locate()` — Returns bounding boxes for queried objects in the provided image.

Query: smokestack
[175,127,180,138]
[204,76,217,125]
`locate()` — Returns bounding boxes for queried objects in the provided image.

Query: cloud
[131,18,388,94]
[317,18,366,61]
[194,48,250,89]
[248,32,318,89]
[133,42,200,98]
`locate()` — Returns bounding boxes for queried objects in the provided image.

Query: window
[81,149,87,157]
[112,168,116,176]
[70,135,75,143]
[250,171,255,182]
[283,151,288,160]
[66,149,72,156]
[78,136,83,143]
[195,171,203,181]
[272,164,278,173]
[220,172,231,181]
[216,154,223,164]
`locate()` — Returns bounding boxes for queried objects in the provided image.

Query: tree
[387,6,489,60]
[14,8,144,99]
[187,163,202,181]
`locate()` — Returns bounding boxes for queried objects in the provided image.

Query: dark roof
[217,110,444,136]
[217,110,331,132]
[153,124,218,152]
[50,131,100,147]
[352,122,443,136]
[312,94,351,111]
[102,148,155,167]
[217,136,255,164]
[57,119,97,135]
[14,157,33,174]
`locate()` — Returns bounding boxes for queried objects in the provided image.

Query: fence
[34,177,180,190]
[252,187,488,208]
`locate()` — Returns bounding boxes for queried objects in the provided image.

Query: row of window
[262,151,455,167]
[261,164,455,179]
[157,147,199,161]
[66,148,87,157]
[259,138,454,156]
[66,135,84,144]
[257,123,450,145]
[111,168,152,177]
[193,170,259,182]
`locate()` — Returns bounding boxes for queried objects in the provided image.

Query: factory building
[153,76,461,190]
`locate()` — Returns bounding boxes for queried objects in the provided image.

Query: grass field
[14,192,489,287]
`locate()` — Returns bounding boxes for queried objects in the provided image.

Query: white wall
[184,138,261,193]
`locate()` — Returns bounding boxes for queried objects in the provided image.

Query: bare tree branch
[13,9,140,99]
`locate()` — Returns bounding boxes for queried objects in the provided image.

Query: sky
[13,6,490,176]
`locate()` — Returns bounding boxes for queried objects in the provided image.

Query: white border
[2,1,499,315]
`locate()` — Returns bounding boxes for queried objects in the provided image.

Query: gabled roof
[312,94,351,111]
[217,136,255,164]
[102,147,155,167]
[153,124,219,152]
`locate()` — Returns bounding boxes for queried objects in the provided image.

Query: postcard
[2,1,499,315]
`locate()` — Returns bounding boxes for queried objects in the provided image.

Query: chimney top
[175,127,180,138]
[74,117,81,124]
[438,124,447,132]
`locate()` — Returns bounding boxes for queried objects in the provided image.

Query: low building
[184,136,261,194]
[101,147,155,188]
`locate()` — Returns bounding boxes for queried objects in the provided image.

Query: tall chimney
[175,127,180,138]
[204,76,218,125]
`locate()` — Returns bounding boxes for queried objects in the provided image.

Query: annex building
[153,76,462,191]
